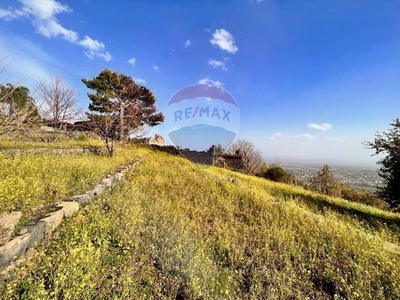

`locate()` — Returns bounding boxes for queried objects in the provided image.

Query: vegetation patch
[0,143,137,219]
[2,147,399,299]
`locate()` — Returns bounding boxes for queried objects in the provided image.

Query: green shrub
[257,163,297,184]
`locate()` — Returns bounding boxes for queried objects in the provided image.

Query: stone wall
[220,154,244,171]
[180,147,215,165]
[150,144,215,165]
[0,148,101,156]
[150,145,180,156]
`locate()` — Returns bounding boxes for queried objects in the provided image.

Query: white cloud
[127,57,136,67]
[308,123,332,131]
[198,77,223,88]
[295,134,315,140]
[153,65,160,71]
[0,0,111,61]
[132,77,146,84]
[0,8,25,20]
[79,36,111,61]
[210,29,238,54]
[269,132,283,141]
[208,59,228,71]
[251,0,264,3]
[269,132,315,141]
[184,39,191,47]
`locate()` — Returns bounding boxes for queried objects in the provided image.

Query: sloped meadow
[2,147,399,299]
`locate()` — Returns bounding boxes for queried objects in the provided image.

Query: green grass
[2,147,399,299]
[0,143,137,218]
[0,138,104,150]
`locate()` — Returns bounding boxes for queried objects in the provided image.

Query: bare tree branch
[226,139,263,175]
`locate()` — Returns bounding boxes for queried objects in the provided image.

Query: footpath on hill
[1,146,399,299]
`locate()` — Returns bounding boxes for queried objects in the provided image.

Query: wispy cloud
[153,65,160,71]
[198,77,223,88]
[0,32,59,89]
[0,8,25,21]
[269,132,315,141]
[270,132,283,141]
[79,36,111,61]
[308,123,332,131]
[184,39,191,47]
[0,0,111,61]
[133,77,146,84]
[210,29,238,54]
[295,133,315,140]
[251,0,264,3]
[208,59,228,71]
[127,57,136,67]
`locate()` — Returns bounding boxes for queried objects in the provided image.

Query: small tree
[226,139,263,175]
[0,56,40,135]
[82,69,164,156]
[36,76,83,128]
[308,165,340,197]
[0,83,40,135]
[364,119,400,210]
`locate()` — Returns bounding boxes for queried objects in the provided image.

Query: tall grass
[2,147,399,299]
[0,138,104,150]
[0,144,137,217]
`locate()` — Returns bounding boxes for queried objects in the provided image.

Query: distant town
[281,163,382,192]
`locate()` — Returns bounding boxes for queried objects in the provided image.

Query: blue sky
[1,0,400,166]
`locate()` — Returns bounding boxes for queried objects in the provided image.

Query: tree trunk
[119,102,124,140]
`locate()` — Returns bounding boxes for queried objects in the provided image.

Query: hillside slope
[2,147,400,299]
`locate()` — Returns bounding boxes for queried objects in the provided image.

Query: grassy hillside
[0,142,136,220]
[2,147,400,299]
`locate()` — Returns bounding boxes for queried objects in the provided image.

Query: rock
[146,134,165,146]
[102,178,113,187]
[40,125,56,132]
[18,228,28,235]
[58,202,79,218]
[0,212,23,246]
[0,234,30,268]
[25,222,46,250]
[93,183,107,195]
[70,194,92,205]
[40,209,64,234]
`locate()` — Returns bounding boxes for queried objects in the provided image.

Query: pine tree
[82,69,164,156]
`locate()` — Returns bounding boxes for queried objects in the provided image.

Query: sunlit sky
[1,0,399,166]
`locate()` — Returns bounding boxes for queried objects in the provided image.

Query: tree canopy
[364,119,400,210]
[82,69,164,141]
[0,83,39,120]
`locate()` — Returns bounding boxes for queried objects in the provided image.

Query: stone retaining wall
[0,148,101,156]
[0,158,143,286]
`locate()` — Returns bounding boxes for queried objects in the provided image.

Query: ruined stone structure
[180,146,215,165]
[215,153,244,171]
[146,134,165,146]
[149,144,215,165]
[145,135,243,169]
[149,144,180,156]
